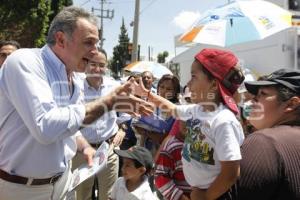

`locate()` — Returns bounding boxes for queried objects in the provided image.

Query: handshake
[109,78,154,117]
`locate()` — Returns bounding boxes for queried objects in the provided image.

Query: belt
[90,135,115,148]
[0,169,62,186]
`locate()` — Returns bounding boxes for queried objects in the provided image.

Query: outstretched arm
[83,81,154,126]
[132,78,177,117]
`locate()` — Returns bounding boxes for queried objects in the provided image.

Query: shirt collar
[84,77,105,91]
[42,45,66,72]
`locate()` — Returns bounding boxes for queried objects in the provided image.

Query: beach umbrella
[124,61,173,79]
[179,0,292,47]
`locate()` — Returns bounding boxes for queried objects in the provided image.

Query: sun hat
[245,68,300,95]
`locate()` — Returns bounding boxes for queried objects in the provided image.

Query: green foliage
[0,0,73,48]
[110,18,131,77]
[49,0,73,24]
[157,51,169,63]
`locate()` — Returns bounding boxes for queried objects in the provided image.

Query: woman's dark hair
[276,85,300,116]
[157,74,181,103]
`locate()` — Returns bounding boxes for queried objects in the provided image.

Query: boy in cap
[132,48,245,200]
[235,68,300,200]
[109,146,158,200]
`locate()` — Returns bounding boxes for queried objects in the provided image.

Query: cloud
[173,11,201,30]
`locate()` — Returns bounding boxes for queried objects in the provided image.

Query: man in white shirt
[0,6,152,200]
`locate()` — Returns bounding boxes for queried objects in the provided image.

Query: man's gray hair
[47,6,98,46]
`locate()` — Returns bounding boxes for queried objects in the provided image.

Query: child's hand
[191,187,207,200]
[129,77,149,97]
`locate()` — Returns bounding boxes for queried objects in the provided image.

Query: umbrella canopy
[124,61,173,79]
[179,0,292,47]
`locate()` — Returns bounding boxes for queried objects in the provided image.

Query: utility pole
[131,0,140,62]
[92,0,114,48]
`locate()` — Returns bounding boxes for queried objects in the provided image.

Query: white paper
[68,141,109,192]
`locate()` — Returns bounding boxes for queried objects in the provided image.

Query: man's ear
[284,96,300,112]
[54,31,66,48]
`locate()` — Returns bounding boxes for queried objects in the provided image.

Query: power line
[139,0,159,15]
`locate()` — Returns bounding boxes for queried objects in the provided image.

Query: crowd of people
[0,5,299,200]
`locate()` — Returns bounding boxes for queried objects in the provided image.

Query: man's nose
[90,44,98,55]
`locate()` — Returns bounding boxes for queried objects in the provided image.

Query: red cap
[195,48,242,114]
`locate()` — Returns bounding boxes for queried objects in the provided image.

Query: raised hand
[129,77,149,98]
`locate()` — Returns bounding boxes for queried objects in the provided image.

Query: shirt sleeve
[214,121,243,161]
[237,133,280,200]
[0,50,86,145]
[175,104,202,121]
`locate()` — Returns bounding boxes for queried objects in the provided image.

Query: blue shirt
[0,45,86,178]
[81,76,120,143]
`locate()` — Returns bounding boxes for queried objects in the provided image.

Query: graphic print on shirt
[182,118,215,165]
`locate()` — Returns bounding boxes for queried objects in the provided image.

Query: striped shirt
[155,135,191,200]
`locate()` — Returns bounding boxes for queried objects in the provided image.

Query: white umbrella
[180,0,292,47]
[124,61,173,79]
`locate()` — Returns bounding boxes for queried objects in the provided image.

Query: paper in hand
[68,141,109,192]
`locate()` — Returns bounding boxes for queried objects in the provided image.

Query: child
[133,48,245,200]
[109,146,158,200]
[155,120,191,200]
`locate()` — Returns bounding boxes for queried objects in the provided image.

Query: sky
[73,0,229,60]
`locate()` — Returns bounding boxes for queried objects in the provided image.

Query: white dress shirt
[0,45,86,178]
[81,76,120,143]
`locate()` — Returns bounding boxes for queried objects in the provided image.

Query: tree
[0,0,72,48]
[49,0,73,24]
[157,51,169,63]
[110,18,130,77]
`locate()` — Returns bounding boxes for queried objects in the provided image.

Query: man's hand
[83,81,154,125]
[82,146,96,167]
[76,135,96,167]
[113,93,154,117]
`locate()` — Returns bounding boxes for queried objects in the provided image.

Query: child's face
[189,61,216,104]
[121,158,145,181]
[158,80,175,100]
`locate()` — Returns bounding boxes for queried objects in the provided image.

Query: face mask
[241,100,253,119]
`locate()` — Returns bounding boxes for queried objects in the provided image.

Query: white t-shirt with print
[110,176,158,200]
[176,104,244,189]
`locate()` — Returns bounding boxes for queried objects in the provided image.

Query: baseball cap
[245,68,300,95]
[114,146,154,170]
[195,48,245,114]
